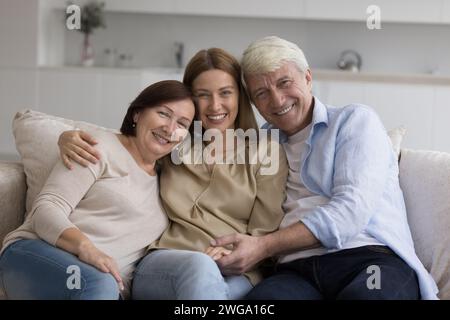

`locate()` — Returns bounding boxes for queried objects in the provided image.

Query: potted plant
[68,1,106,66]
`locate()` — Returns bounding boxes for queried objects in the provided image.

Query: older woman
[0,80,195,300]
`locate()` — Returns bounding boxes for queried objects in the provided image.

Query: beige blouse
[150,136,288,285]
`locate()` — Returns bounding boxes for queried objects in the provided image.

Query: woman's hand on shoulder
[58,130,101,169]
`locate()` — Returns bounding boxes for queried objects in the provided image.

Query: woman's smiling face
[192,69,239,133]
[133,98,195,159]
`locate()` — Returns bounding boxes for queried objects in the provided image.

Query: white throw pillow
[12,109,117,215]
[399,149,450,300]
[387,126,406,159]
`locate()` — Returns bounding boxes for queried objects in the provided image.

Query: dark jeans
[246,245,420,300]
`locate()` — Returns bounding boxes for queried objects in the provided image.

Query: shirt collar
[262,96,329,143]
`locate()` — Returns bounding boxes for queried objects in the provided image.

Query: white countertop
[313,69,450,86]
[7,66,450,86]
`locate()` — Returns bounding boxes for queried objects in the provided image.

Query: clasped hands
[205,233,266,276]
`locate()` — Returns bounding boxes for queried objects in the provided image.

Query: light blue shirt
[263,97,438,299]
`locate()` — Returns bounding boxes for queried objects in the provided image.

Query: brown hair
[120,80,192,136]
[183,48,258,131]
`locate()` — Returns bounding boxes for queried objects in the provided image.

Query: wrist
[259,233,276,258]
[76,239,94,256]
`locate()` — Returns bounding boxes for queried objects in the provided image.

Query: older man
[212,36,438,300]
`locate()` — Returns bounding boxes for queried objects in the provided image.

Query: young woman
[57,48,288,299]
[0,80,195,300]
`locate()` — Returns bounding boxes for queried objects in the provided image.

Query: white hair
[241,36,309,76]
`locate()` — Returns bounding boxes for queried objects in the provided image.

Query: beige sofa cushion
[0,161,26,300]
[0,162,26,244]
[12,110,115,216]
[399,148,450,300]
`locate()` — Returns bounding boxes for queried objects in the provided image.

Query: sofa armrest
[0,161,26,244]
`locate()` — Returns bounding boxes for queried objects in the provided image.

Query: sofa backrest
[399,148,450,300]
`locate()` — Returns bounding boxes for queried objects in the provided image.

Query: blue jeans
[0,239,120,300]
[246,245,420,300]
[131,249,253,300]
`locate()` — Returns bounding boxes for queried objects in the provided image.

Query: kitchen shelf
[37,66,450,86]
[314,69,450,86]
[59,0,450,25]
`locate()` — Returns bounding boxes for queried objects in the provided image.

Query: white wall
[0,0,39,68]
[0,0,64,68]
[0,68,38,160]
[0,0,40,160]
[37,0,66,66]
[0,0,64,160]
[64,13,308,69]
[64,13,450,75]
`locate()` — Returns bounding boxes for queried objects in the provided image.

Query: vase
[81,33,94,67]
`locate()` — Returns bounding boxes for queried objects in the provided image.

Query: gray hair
[241,36,309,76]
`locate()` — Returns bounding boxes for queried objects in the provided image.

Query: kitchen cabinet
[304,0,443,24]
[36,67,183,130]
[313,80,366,108]
[98,72,143,128]
[172,0,305,19]
[443,0,450,24]
[363,83,434,151]
[141,69,182,88]
[304,0,373,22]
[314,78,439,151]
[99,0,305,18]
[100,0,176,15]
[375,0,442,24]
[37,68,101,122]
[432,87,450,152]
[95,0,447,25]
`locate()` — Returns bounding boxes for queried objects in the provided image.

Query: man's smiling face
[246,62,314,136]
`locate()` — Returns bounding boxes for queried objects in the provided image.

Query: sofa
[0,111,449,300]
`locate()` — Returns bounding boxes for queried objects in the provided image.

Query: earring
[132,122,136,128]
